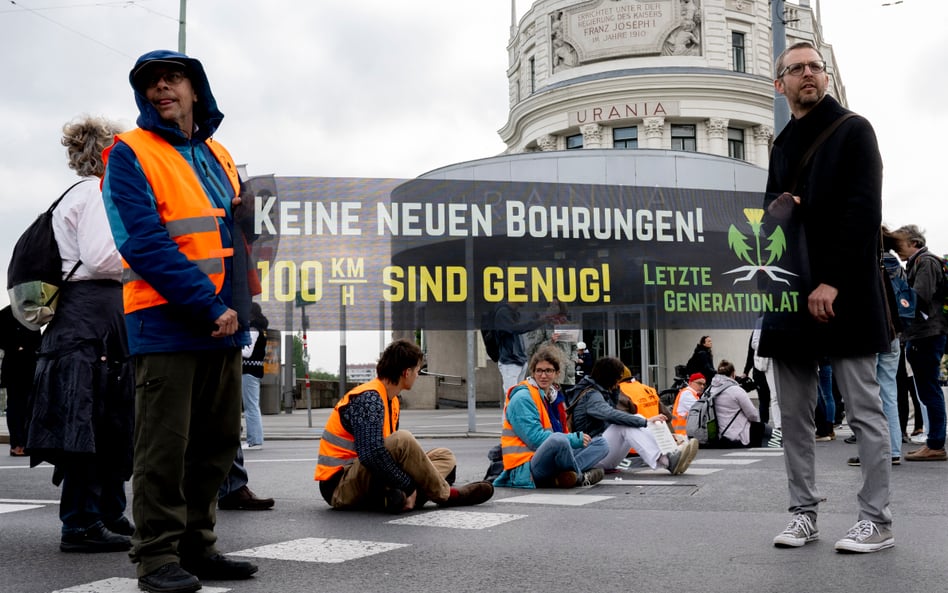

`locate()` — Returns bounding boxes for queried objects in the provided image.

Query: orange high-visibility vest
[112,129,240,314]
[314,378,400,481]
[671,386,699,435]
[500,381,552,471]
[619,380,661,454]
[619,381,660,418]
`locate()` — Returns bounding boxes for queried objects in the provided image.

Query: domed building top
[500,0,845,168]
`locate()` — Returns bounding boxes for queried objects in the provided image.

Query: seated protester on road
[316,339,494,513]
[494,345,609,489]
[617,368,673,421]
[569,357,698,475]
[671,373,707,436]
[712,360,772,448]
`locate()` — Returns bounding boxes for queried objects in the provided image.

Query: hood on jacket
[129,49,224,142]
[710,373,738,393]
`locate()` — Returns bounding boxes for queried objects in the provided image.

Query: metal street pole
[178,0,187,53]
[772,0,790,134]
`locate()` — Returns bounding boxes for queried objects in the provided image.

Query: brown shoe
[218,485,275,510]
[552,470,579,488]
[904,446,948,462]
[441,481,494,507]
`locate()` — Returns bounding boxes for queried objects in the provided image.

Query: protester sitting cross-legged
[315,339,494,512]
[712,360,772,448]
[493,345,610,489]
[570,358,698,474]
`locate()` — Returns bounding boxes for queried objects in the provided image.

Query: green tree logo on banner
[724,208,797,285]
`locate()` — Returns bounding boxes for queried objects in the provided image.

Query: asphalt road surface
[2,435,947,593]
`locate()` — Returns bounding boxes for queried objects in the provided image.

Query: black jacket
[758,95,891,359]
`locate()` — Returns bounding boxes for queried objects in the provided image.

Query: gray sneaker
[773,513,819,547]
[580,468,604,487]
[834,520,894,553]
[666,449,683,474]
[667,440,698,475]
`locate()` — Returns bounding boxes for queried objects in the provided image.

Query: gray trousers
[774,355,892,527]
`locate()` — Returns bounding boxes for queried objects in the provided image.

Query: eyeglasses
[145,70,187,89]
[779,60,826,78]
[534,368,557,375]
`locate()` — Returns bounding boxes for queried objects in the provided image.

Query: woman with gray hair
[26,116,136,553]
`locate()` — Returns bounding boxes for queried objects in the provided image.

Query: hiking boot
[218,485,275,510]
[441,481,494,506]
[773,513,819,548]
[904,446,947,461]
[834,520,894,553]
[580,468,604,487]
[137,563,200,593]
[60,523,131,553]
[180,553,259,580]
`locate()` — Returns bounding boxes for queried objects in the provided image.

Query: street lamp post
[178,0,186,53]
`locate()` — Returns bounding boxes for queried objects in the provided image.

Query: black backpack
[6,181,86,330]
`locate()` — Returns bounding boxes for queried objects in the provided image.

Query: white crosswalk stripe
[0,503,44,514]
[495,493,612,506]
[231,537,410,563]
[388,509,526,529]
[51,578,229,593]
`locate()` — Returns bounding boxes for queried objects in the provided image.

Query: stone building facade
[499,0,844,166]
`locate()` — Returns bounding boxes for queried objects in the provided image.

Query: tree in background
[293,333,309,380]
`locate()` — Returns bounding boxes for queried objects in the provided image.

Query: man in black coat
[759,41,894,554]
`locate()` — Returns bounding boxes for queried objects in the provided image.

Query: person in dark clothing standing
[102,50,259,591]
[891,225,948,462]
[494,302,551,399]
[685,335,715,383]
[0,305,41,456]
[759,41,893,554]
[27,116,135,554]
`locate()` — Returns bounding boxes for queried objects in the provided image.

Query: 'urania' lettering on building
[568,101,680,127]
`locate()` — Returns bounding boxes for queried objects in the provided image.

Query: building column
[580,123,604,149]
[707,117,729,156]
[537,134,558,151]
[643,117,665,149]
[753,125,774,168]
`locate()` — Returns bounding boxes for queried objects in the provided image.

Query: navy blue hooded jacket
[102,49,250,355]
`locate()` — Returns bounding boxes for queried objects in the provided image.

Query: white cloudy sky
[1,0,945,370]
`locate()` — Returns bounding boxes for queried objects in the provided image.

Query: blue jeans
[219,445,249,499]
[530,433,609,481]
[877,339,901,458]
[817,363,835,424]
[906,335,947,450]
[242,374,263,446]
